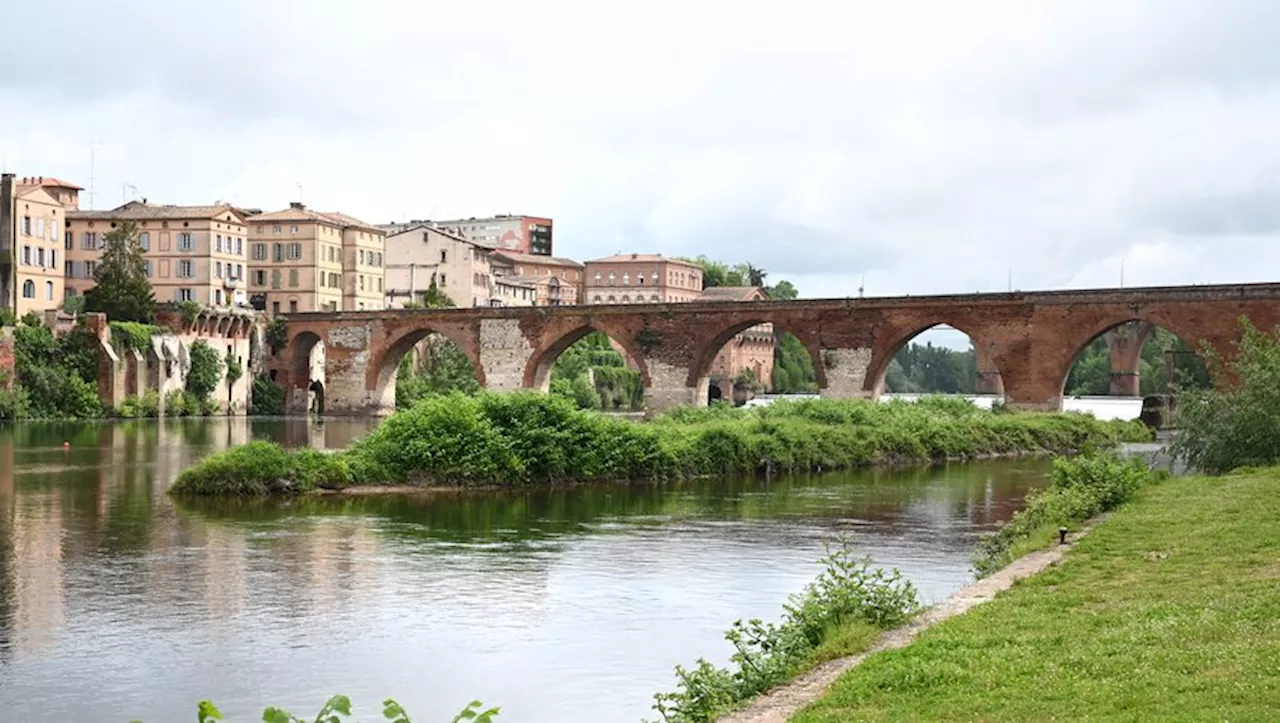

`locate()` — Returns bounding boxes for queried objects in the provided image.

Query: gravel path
[718,524,1099,723]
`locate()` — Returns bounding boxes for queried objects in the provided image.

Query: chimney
[290,202,305,210]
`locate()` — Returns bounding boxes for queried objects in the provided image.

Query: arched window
[45,281,54,300]
[623,272,630,285]
[593,295,602,303]
[608,272,616,285]
[22,280,34,298]
[607,295,616,303]
[651,294,659,302]
[621,295,631,303]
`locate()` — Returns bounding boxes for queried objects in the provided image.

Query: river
[0,418,1054,722]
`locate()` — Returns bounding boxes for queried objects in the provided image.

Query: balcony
[223,277,240,289]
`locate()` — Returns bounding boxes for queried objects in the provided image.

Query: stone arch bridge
[276,282,1280,416]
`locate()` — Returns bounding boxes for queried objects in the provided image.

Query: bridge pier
[1106,322,1152,397]
[818,347,875,400]
[974,339,1005,396]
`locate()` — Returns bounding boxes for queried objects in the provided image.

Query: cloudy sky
[5,0,1280,303]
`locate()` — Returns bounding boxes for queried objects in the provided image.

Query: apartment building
[488,251,583,306]
[425,215,553,256]
[245,203,385,314]
[699,286,775,397]
[491,277,538,307]
[583,254,703,304]
[0,174,70,316]
[381,223,492,308]
[65,200,247,307]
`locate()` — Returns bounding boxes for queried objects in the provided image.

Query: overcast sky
[5,0,1280,305]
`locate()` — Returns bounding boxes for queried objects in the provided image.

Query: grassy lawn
[793,468,1280,722]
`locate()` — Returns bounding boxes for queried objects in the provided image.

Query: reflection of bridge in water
[276,282,1280,416]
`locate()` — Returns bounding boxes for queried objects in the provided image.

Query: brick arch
[863,315,1008,396]
[523,323,651,392]
[1052,313,1217,396]
[684,316,827,391]
[368,324,484,409]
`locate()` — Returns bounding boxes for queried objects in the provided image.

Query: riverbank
[790,467,1280,721]
[169,392,1152,496]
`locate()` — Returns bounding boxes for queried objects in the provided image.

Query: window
[359,275,365,291]
[49,250,56,269]
[65,231,73,250]
[638,274,645,285]
[235,238,243,255]
[439,273,446,287]
[359,249,366,265]
[215,289,224,305]
[21,246,30,265]
[271,270,281,289]
[272,225,281,234]
[44,281,53,301]
[22,280,34,298]
[36,218,45,238]
[178,288,194,302]
[288,269,298,287]
[607,295,616,303]
[21,216,31,236]
[440,249,447,263]
[329,272,339,287]
[144,261,153,278]
[273,243,282,262]
[651,295,659,302]
[139,232,150,251]
[215,261,223,278]
[178,232,193,251]
[272,301,280,314]
[290,224,298,235]
[621,295,631,303]
[253,243,267,260]
[288,243,301,260]
[82,232,97,250]
[377,277,383,292]
[594,272,601,284]
[328,246,335,263]
[254,270,266,286]
[289,300,298,313]
[593,295,602,303]
[652,271,659,283]
[36,248,45,266]
[608,272,616,285]
[215,234,223,253]
[236,263,243,278]
[86,260,97,277]
[178,260,193,278]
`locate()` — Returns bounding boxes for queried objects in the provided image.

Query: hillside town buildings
[489,251,584,306]
[583,253,704,304]
[244,203,385,313]
[1,175,74,316]
[65,200,248,308]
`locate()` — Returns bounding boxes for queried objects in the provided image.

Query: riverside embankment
[169,393,1152,496]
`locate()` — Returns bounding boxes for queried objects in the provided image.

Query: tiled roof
[17,176,83,191]
[586,253,700,266]
[699,286,766,301]
[490,250,583,268]
[383,222,488,247]
[249,205,381,232]
[68,201,244,222]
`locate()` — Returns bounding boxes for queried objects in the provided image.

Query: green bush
[651,542,919,723]
[972,453,1158,577]
[0,376,28,420]
[108,321,161,354]
[251,376,285,415]
[140,695,498,723]
[186,340,223,400]
[1172,318,1280,473]
[265,316,289,355]
[116,391,161,418]
[171,441,351,495]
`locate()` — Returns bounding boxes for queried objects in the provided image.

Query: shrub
[171,441,351,495]
[251,376,285,416]
[265,316,289,355]
[143,695,499,723]
[225,354,244,386]
[116,391,161,418]
[178,300,203,326]
[972,453,1158,577]
[186,340,223,400]
[651,541,919,722]
[0,375,28,420]
[108,321,161,354]
[1172,318,1280,473]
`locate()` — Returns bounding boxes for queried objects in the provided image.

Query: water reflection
[0,418,1049,722]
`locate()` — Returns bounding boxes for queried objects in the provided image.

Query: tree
[765,280,798,301]
[83,220,156,323]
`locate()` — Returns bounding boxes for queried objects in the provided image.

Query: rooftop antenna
[296,182,303,204]
[1007,268,1012,292]
[858,274,865,298]
[1120,257,1125,288]
[88,141,102,210]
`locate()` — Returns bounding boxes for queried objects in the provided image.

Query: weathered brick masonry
[277,282,1280,415]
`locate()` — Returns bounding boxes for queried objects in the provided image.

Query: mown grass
[792,468,1280,722]
[170,393,1153,496]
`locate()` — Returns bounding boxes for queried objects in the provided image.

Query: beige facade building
[382,223,492,308]
[489,251,583,306]
[65,200,247,307]
[583,253,703,304]
[245,203,385,314]
[1,175,73,316]
[492,277,538,306]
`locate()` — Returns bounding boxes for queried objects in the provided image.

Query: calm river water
[0,418,1052,722]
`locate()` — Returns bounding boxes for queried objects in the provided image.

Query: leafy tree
[765,280,798,301]
[773,332,818,393]
[885,342,977,394]
[83,220,156,323]
[1172,318,1280,473]
[1064,323,1211,397]
[186,340,224,400]
[549,331,643,410]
